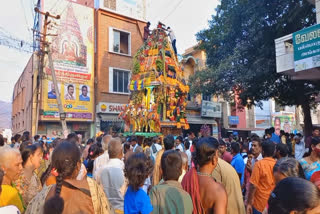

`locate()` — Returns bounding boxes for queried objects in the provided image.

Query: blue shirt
[124,186,153,214]
[79,94,90,101]
[48,91,56,99]
[231,153,245,185]
[270,133,280,144]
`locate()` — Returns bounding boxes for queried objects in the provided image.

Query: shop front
[96,102,125,134]
[185,101,222,138]
[38,121,92,141]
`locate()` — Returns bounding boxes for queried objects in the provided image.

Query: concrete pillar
[317,0,320,24]
[222,102,229,129]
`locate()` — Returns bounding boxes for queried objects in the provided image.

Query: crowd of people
[0,128,320,214]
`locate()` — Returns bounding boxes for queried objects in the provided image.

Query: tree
[189,0,320,136]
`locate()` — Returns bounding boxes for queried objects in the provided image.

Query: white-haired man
[93,135,112,180]
[100,138,126,213]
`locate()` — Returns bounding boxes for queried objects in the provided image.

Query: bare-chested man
[182,137,227,214]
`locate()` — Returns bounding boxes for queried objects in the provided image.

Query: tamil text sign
[293,24,320,72]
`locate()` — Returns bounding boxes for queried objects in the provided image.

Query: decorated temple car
[118,25,189,136]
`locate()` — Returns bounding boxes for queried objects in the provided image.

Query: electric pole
[34,8,68,137]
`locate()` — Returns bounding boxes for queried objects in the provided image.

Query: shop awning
[99,114,123,122]
[187,115,217,125]
[225,128,265,132]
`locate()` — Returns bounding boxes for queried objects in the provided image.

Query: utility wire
[151,0,178,22]
[49,0,65,14]
[20,0,33,41]
[162,0,184,21]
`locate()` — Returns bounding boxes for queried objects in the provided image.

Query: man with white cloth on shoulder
[93,134,112,180]
[100,138,127,214]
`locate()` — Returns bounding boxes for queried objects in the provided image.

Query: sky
[0,0,219,102]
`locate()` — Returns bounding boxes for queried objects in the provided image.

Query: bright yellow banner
[40,1,94,121]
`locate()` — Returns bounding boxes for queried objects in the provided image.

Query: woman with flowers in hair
[26,141,113,214]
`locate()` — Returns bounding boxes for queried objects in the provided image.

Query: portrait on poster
[64,84,75,100]
[48,81,57,99]
[79,85,90,101]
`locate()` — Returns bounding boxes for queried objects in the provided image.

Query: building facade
[94,6,146,134]
[181,45,222,138]
[182,45,260,139]
[12,55,36,135]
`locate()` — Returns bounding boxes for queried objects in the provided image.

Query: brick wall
[96,9,146,104]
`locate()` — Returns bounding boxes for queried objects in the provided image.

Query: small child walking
[124,152,154,214]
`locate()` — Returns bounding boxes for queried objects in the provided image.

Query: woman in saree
[26,141,114,214]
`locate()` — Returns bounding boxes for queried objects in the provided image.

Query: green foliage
[133,60,140,74]
[190,4,318,107]
[189,0,320,135]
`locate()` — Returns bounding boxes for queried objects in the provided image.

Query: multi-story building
[12,0,148,138]
[181,45,223,138]
[12,55,37,135]
[182,45,262,139]
[94,1,147,133]
[12,1,96,139]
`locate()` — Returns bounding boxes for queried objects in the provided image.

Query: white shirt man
[251,153,263,168]
[167,28,176,41]
[93,135,111,180]
[295,137,306,160]
[100,138,126,212]
[150,142,162,160]
[100,159,126,211]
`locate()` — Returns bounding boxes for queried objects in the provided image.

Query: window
[109,27,131,55]
[109,67,130,93]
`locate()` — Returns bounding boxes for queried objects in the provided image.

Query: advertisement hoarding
[201,101,222,118]
[41,1,94,122]
[271,113,295,135]
[293,24,320,72]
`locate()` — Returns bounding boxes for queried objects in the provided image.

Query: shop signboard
[97,102,126,114]
[41,1,94,122]
[228,116,239,125]
[293,24,320,72]
[201,101,222,118]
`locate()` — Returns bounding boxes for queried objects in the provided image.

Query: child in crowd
[244,149,253,204]
[84,144,103,178]
[124,152,154,214]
